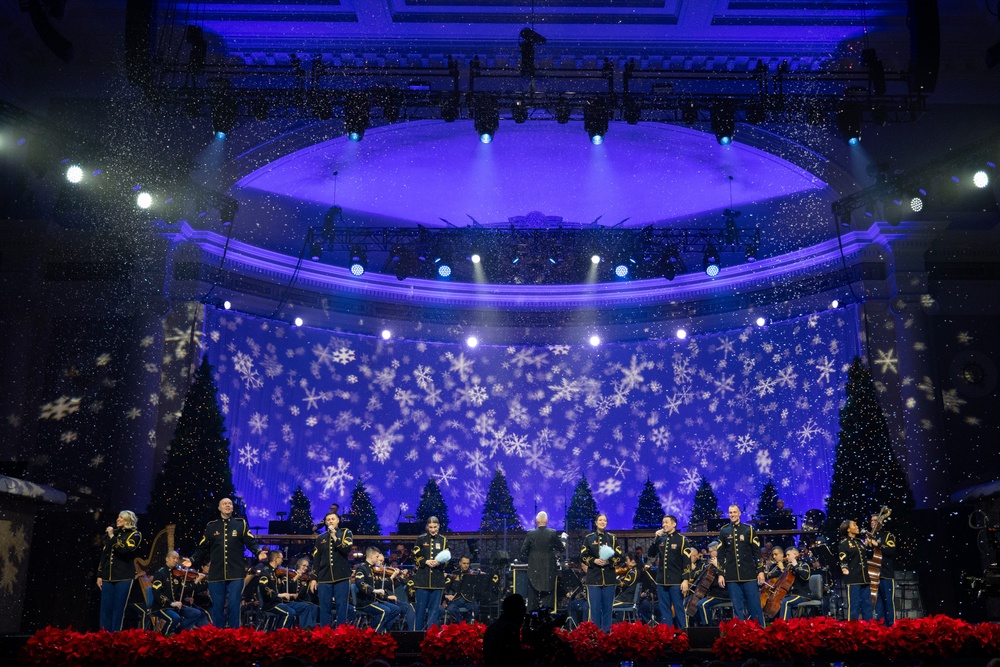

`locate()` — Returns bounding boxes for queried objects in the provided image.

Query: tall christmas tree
[145,356,236,552]
[824,357,915,544]
[288,486,314,535]
[349,480,382,535]
[480,469,523,532]
[416,478,450,532]
[566,477,599,531]
[689,476,720,529]
[632,478,664,529]
[755,479,779,521]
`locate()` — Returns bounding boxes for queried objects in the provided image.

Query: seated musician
[244,549,270,604]
[444,556,479,623]
[558,561,589,626]
[150,550,209,634]
[190,563,212,613]
[289,557,319,628]
[374,551,414,630]
[612,552,639,621]
[694,541,730,626]
[772,547,812,620]
[355,546,401,633]
[257,551,302,629]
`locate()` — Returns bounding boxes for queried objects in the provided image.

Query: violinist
[692,541,730,626]
[150,551,209,634]
[838,519,872,621]
[354,546,401,633]
[257,551,303,629]
[375,552,416,630]
[648,514,690,629]
[612,552,639,619]
[289,558,319,628]
[243,549,270,604]
[444,556,479,623]
[310,511,353,627]
[772,547,812,620]
[97,509,142,632]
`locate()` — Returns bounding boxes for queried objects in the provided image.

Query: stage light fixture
[136,191,153,209]
[437,263,452,278]
[388,245,420,280]
[294,317,304,327]
[703,244,720,277]
[711,100,736,145]
[836,101,862,145]
[974,170,989,188]
[66,164,83,183]
[345,91,371,141]
[466,335,479,349]
[474,95,500,143]
[831,299,840,309]
[519,27,546,77]
[210,90,237,139]
[223,300,232,310]
[323,205,342,238]
[614,263,629,278]
[381,329,392,340]
[471,253,482,264]
[584,99,609,145]
[555,101,571,125]
[349,246,367,276]
[589,335,601,347]
[591,254,601,265]
[676,329,687,340]
[756,317,767,327]
[310,240,323,261]
[512,100,528,124]
[909,194,924,212]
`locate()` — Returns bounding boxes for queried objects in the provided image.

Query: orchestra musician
[558,561,589,626]
[612,552,639,620]
[290,557,319,628]
[838,519,873,621]
[371,551,414,630]
[243,548,270,605]
[310,511,354,627]
[149,550,209,633]
[184,498,262,629]
[648,514,690,629]
[444,556,479,623]
[355,546,401,633]
[412,516,448,630]
[257,551,302,628]
[580,513,621,633]
[692,541,730,626]
[717,504,766,625]
[770,546,812,620]
[519,511,567,610]
[867,513,897,627]
[97,509,142,632]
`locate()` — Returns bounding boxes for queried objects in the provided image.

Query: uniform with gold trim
[150,553,209,634]
[412,519,447,630]
[311,515,354,628]
[443,559,479,623]
[612,557,639,618]
[763,548,813,621]
[354,554,400,633]
[648,516,691,629]
[257,561,299,629]
[867,523,897,627]
[580,515,621,633]
[717,506,765,624]
[189,505,261,629]
[97,512,142,632]
[838,519,872,621]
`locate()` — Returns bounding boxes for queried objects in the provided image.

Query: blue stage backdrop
[206,307,860,532]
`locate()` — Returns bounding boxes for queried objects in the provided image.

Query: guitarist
[866,512,897,627]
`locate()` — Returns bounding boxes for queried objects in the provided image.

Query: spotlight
[711,100,736,145]
[623,95,642,125]
[614,263,629,278]
[474,95,499,143]
[437,263,452,278]
[210,90,237,138]
[471,253,481,265]
[589,335,601,347]
[512,100,529,124]
[310,240,323,261]
[466,335,479,348]
[388,245,420,280]
[555,101,571,125]
[223,300,232,310]
[66,164,83,184]
[381,329,392,340]
[909,195,924,212]
[435,251,453,278]
[584,99,609,145]
[590,254,601,265]
[836,101,862,145]
[136,191,153,209]
[676,328,687,340]
[974,170,989,188]
[756,317,766,327]
[349,246,367,276]
[345,91,371,141]
[703,243,720,277]
[215,131,227,141]
[831,299,840,308]
[294,317,304,327]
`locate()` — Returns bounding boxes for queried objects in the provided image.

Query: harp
[134,524,175,576]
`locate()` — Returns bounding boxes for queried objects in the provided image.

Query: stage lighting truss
[303,223,766,284]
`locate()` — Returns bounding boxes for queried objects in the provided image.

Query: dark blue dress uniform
[313,527,353,627]
[717,520,765,624]
[649,530,690,628]
[98,527,141,631]
[838,536,872,621]
[354,561,400,633]
[444,569,478,622]
[763,561,813,620]
[150,566,209,633]
[867,529,897,626]
[412,532,447,630]
[519,526,566,610]
[191,516,261,628]
[257,564,297,628]
[581,529,621,632]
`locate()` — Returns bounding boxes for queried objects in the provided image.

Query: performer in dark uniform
[355,546,401,633]
[838,519,872,621]
[648,514,691,628]
[290,557,319,628]
[772,546,813,620]
[413,515,448,630]
[97,509,142,632]
[519,511,567,610]
[150,550,209,634]
[257,551,300,629]
[558,561,589,626]
[309,511,353,627]
[184,497,262,629]
[612,552,639,618]
[444,556,479,622]
[867,513,897,627]
[716,504,765,625]
[580,513,621,633]
[693,541,730,626]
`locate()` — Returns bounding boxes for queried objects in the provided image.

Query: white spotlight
[589,335,601,347]
[66,165,84,184]
[755,317,766,327]
[381,329,392,340]
[676,329,687,340]
[294,317,304,327]
[466,335,479,348]
[831,299,840,309]
[591,254,601,265]
[974,171,989,188]
[136,191,153,209]
[471,254,482,265]
[223,300,232,310]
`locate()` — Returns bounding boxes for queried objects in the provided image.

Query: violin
[275,566,312,581]
[372,565,399,577]
[171,564,204,581]
[615,566,631,577]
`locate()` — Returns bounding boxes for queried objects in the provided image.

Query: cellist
[773,547,813,620]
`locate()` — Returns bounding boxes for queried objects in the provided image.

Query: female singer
[838,519,872,621]
[412,516,448,630]
[309,511,353,627]
[97,510,142,631]
[580,513,621,632]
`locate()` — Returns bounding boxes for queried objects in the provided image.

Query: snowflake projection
[211,309,857,530]
[873,348,899,375]
[39,396,81,421]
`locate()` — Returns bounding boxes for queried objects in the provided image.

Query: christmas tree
[632,478,664,529]
[755,479,779,521]
[145,356,237,552]
[566,477,599,531]
[288,486,314,535]
[689,476,721,529]
[416,478,450,532]
[348,479,382,535]
[824,357,915,547]
[480,469,523,532]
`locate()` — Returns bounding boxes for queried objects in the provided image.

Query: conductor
[520,511,567,610]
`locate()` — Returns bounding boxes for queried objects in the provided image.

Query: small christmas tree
[145,356,236,552]
[416,478,450,532]
[824,357,916,548]
[566,477,599,531]
[755,479,779,521]
[289,486,314,535]
[689,476,721,529]
[480,469,523,532]
[632,478,664,529]
[349,480,382,535]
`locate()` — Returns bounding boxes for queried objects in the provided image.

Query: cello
[759,548,796,619]
[684,560,719,616]
[866,506,892,604]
